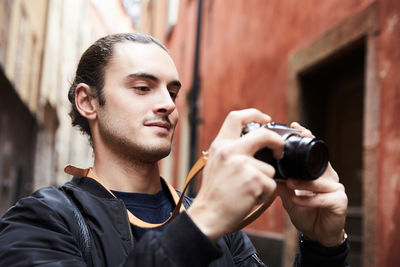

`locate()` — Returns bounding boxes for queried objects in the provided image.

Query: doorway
[299,38,365,267]
[285,5,378,267]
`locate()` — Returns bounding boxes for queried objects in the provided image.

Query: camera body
[241,122,329,180]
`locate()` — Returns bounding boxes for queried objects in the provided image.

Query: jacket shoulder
[0,185,84,238]
[2,186,67,217]
[0,186,87,265]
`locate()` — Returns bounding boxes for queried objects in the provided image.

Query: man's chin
[151,146,171,159]
[140,150,171,163]
[132,145,172,163]
[110,136,173,163]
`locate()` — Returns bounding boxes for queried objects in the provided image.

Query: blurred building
[0,0,134,213]
[1,0,400,266]
[135,0,400,266]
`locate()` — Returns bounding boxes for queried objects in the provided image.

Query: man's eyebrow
[169,80,182,88]
[125,72,159,82]
[125,72,181,88]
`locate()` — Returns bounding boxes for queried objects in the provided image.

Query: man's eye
[169,91,178,100]
[134,86,149,92]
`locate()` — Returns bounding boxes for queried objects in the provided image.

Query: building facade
[136,0,400,266]
[0,0,134,213]
[1,0,400,266]
[0,0,49,214]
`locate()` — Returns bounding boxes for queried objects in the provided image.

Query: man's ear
[75,83,98,121]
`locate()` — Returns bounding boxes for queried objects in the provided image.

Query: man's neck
[92,150,162,194]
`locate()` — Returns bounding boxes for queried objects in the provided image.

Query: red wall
[196,0,374,233]
[377,0,400,265]
[166,0,199,187]
[166,0,400,264]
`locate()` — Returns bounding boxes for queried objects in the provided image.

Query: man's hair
[67,33,168,144]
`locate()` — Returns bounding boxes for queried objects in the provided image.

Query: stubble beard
[98,117,173,164]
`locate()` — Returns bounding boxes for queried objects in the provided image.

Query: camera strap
[64,151,269,232]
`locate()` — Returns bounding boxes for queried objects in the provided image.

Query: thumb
[276,182,295,210]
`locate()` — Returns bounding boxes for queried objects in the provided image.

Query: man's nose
[152,88,176,115]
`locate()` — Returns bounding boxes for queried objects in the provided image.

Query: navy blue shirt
[111,182,174,242]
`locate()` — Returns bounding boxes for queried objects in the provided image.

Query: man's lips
[144,121,172,130]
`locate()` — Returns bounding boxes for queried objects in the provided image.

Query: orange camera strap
[64,151,269,232]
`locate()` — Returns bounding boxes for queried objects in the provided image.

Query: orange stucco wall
[196,0,375,233]
[166,0,400,264]
[377,0,400,266]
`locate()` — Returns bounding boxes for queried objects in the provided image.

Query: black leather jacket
[0,177,349,266]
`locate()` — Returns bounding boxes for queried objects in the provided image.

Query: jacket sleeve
[124,212,270,267]
[0,188,87,266]
[293,237,350,267]
[0,190,221,267]
[217,226,350,267]
[224,230,266,266]
[123,211,222,267]
[229,232,350,267]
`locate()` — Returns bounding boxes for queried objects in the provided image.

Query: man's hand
[277,122,348,247]
[187,109,284,242]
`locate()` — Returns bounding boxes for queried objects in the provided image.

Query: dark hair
[68,33,168,144]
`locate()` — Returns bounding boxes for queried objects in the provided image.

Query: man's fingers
[223,154,277,183]
[286,177,344,194]
[248,167,278,205]
[290,190,348,213]
[276,182,296,209]
[238,127,284,159]
[225,155,277,204]
[321,163,340,182]
[217,109,271,140]
[245,156,276,178]
[290,122,315,138]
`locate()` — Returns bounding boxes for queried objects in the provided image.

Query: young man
[0,33,349,266]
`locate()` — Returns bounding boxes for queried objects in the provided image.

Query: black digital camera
[241,122,328,180]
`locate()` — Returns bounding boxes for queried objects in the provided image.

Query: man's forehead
[105,41,179,81]
[112,41,169,60]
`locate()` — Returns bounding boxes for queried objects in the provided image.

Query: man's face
[96,41,181,163]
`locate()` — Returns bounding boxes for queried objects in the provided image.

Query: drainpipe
[187,0,203,197]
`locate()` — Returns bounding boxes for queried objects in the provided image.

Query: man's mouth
[144,121,172,131]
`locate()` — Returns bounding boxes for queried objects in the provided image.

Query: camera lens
[241,122,329,180]
[306,140,328,178]
[278,135,328,180]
